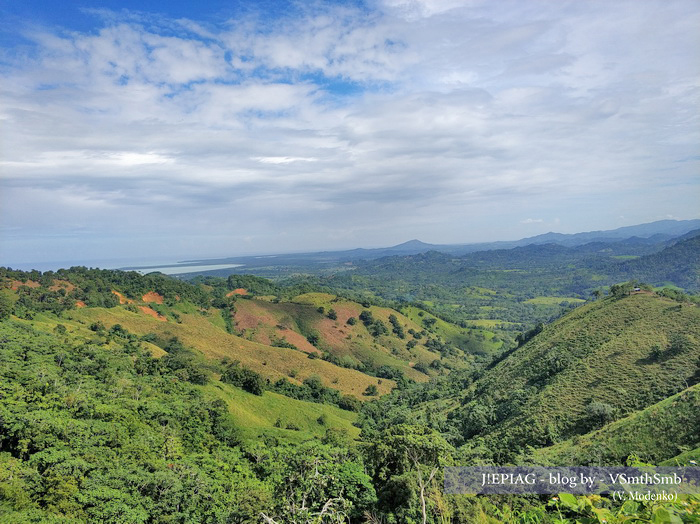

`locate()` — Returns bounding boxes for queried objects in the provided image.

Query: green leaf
[652,508,683,524]
[558,492,578,509]
[591,506,614,523]
[619,500,640,516]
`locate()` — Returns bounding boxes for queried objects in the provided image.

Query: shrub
[339,395,361,412]
[221,361,265,395]
[363,384,378,396]
[586,401,616,429]
[413,361,430,374]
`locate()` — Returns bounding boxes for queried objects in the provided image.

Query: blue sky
[1,0,699,269]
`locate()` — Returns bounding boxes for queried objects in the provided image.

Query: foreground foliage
[0,320,376,522]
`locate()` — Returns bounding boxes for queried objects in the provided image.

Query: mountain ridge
[142,219,700,275]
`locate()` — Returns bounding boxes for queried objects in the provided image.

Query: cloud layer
[1,0,699,267]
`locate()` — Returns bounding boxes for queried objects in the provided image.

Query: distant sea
[3,257,244,275]
[123,263,244,275]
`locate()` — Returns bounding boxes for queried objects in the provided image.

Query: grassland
[456,293,700,454]
[8,308,362,448]
[401,305,503,356]
[8,272,491,404]
[202,382,360,443]
[533,384,700,466]
[232,293,482,378]
[67,305,397,397]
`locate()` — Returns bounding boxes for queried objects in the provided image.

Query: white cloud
[253,157,318,164]
[1,0,699,265]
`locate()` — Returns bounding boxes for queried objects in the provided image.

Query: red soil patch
[138,305,167,321]
[312,302,365,350]
[75,301,87,308]
[317,318,348,343]
[226,288,248,297]
[328,303,363,324]
[112,291,133,304]
[142,291,164,304]
[10,280,40,290]
[233,300,320,354]
[232,301,279,331]
[49,280,76,292]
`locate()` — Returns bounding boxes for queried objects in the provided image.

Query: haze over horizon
[4,217,699,273]
[1,0,699,269]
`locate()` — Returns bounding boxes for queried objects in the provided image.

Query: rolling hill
[359,291,700,465]
[532,383,700,466]
[0,266,488,404]
[146,219,700,275]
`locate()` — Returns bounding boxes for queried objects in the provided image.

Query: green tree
[221,361,265,395]
[263,442,376,522]
[366,424,454,524]
[363,384,378,396]
[0,292,13,320]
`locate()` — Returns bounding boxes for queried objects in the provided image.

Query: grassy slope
[523,296,586,305]
[462,293,700,449]
[202,382,360,443]
[8,311,360,446]
[533,384,700,465]
[22,310,169,358]
[235,297,429,375]
[66,305,396,398]
[401,305,502,356]
[0,314,360,458]
[232,292,482,378]
[12,278,487,398]
[660,447,700,466]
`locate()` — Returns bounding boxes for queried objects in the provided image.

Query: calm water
[128,263,244,275]
[4,257,244,274]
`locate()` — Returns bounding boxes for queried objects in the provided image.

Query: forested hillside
[312,231,700,335]
[1,266,699,522]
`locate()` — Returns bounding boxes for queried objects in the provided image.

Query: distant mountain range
[427,218,700,254]
[136,219,700,274]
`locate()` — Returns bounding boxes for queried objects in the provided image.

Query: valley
[1,222,699,522]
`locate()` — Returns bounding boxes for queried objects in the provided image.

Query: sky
[1,0,699,270]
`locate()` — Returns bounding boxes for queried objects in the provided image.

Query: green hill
[358,291,700,467]
[532,383,700,466]
[0,267,481,403]
[0,318,378,522]
[617,232,700,290]
[3,267,700,522]
[452,292,700,460]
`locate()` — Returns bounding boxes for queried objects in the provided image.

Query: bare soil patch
[10,280,40,290]
[112,291,133,304]
[138,305,167,321]
[49,280,76,292]
[142,291,164,304]
[273,327,320,354]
